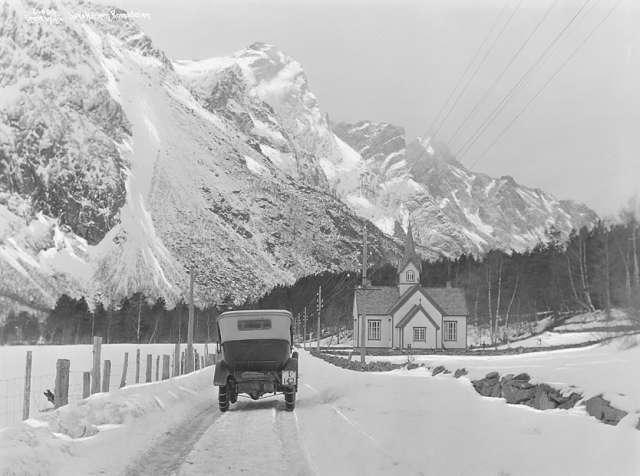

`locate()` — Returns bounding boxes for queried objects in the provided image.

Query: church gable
[395,304,440,329]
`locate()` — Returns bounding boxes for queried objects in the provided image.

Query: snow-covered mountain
[173,42,363,196]
[0,1,398,316]
[333,121,597,256]
[0,0,596,316]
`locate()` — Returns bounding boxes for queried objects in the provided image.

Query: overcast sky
[101,0,639,217]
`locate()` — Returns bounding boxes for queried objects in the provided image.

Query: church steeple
[404,222,417,259]
[397,222,422,295]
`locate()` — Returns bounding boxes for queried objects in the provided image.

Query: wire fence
[0,343,214,429]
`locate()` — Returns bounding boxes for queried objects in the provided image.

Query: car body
[213,310,298,411]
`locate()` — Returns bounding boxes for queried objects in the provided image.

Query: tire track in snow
[177,397,313,475]
[124,400,220,476]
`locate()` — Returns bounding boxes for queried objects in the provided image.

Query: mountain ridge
[0,0,596,318]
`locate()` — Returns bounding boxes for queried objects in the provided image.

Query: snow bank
[0,367,214,475]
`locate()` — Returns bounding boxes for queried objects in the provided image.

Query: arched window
[406,270,415,282]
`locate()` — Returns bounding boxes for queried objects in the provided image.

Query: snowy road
[123,350,638,476]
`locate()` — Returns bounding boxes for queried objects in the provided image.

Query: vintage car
[213,310,298,411]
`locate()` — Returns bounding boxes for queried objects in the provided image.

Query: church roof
[422,287,468,316]
[354,287,400,315]
[355,285,468,316]
[395,304,441,329]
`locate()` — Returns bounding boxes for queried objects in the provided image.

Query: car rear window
[237,319,272,331]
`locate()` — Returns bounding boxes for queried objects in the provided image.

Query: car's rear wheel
[229,383,238,404]
[218,385,229,412]
[284,389,296,411]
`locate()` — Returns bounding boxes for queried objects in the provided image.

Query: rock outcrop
[584,395,628,425]
[472,372,583,410]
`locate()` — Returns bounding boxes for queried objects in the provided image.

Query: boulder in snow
[584,395,628,425]
[454,368,468,378]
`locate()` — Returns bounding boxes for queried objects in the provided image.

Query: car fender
[213,361,230,386]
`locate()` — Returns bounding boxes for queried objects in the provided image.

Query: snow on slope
[0,2,400,314]
[174,42,367,195]
[334,121,598,256]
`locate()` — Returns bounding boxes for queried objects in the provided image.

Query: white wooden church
[353,225,468,350]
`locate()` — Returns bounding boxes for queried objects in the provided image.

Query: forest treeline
[2,206,639,345]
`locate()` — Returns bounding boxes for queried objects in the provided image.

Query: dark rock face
[334,121,599,257]
[472,372,502,397]
[501,374,537,404]
[454,368,468,378]
[584,396,628,425]
[472,371,583,412]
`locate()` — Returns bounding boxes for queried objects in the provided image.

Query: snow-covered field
[367,334,640,418]
[1,347,639,475]
[0,343,213,429]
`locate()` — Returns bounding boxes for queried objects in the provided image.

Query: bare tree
[493,255,504,342]
[502,272,520,341]
[486,263,494,344]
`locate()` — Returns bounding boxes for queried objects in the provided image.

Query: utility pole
[303,306,307,350]
[295,313,300,345]
[360,224,368,363]
[186,269,195,373]
[360,310,366,364]
[316,286,322,351]
[362,224,368,288]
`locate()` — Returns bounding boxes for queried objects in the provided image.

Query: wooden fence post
[22,351,32,420]
[120,352,129,388]
[162,355,170,380]
[146,354,152,383]
[200,356,204,368]
[155,355,160,381]
[194,350,200,370]
[91,336,102,394]
[54,359,70,408]
[82,371,91,398]
[102,360,111,392]
[181,350,185,375]
[173,342,180,377]
[135,349,141,384]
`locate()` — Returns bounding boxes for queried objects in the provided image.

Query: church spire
[398,220,421,275]
[397,221,422,294]
[404,222,416,259]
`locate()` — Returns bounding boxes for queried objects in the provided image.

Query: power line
[447,0,559,147]
[469,0,623,169]
[425,0,511,138]
[432,0,524,140]
[455,0,594,159]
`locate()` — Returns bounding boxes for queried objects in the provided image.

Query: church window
[406,270,415,282]
[413,327,426,342]
[367,319,381,341]
[444,321,457,341]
